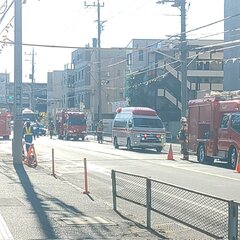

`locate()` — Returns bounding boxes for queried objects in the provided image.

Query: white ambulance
[112,107,166,152]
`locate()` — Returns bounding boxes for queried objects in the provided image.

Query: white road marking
[0,214,14,240]
[175,165,240,182]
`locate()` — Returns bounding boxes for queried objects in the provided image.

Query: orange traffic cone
[167,144,174,160]
[236,158,240,173]
[24,144,37,168]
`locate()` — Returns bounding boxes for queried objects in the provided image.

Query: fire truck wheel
[228,147,237,170]
[197,144,206,164]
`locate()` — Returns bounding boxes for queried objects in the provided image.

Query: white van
[112,107,166,152]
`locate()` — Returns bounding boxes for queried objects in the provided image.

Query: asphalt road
[16,135,240,202]
[1,135,240,239]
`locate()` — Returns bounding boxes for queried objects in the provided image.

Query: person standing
[48,120,55,139]
[178,117,189,160]
[23,121,35,154]
[96,120,104,143]
[35,120,40,138]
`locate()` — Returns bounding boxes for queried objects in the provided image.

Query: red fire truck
[0,108,11,140]
[188,91,240,169]
[56,109,87,141]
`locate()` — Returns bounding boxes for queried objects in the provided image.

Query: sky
[0,0,224,83]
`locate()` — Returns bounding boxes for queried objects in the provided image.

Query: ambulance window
[220,114,230,128]
[231,113,240,133]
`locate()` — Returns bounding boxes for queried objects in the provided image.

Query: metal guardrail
[111,170,239,239]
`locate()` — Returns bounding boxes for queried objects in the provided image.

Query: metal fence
[111,170,239,239]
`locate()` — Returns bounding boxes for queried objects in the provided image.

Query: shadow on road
[13,163,57,240]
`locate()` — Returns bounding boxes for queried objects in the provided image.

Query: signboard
[111,101,128,113]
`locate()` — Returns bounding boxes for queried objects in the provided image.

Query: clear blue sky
[0,0,224,83]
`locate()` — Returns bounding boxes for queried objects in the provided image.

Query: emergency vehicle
[56,109,87,140]
[0,108,11,140]
[188,91,240,169]
[112,107,166,152]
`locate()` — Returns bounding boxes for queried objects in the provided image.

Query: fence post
[146,177,151,229]
[83,158,90,194]
[51,148,56,177]
[111,170,117,211]
[228,200,238,240]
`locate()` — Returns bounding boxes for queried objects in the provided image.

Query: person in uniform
[96,120,104,143]
[178,117,189,160]
[23,121,35,154]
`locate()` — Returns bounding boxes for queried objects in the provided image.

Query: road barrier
[83,158,90,194]
[51,148,56,177]
[166,144,174,160]
[24,144,37,168]
[111,170,239,239]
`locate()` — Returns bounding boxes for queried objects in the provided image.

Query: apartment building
[72,47,127,126]
[224,0,240,90]
[0,73,10,109]
[126,39,224,138]
[45,38,224,137]
[7,81,47,113]
[47,70,64,123]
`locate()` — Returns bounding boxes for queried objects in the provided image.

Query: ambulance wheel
[113,137,119,149]
[228,147,237,170]
[197,144,207,164]
[127,138,132,151]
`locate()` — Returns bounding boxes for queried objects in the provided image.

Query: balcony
[187,70,224,78]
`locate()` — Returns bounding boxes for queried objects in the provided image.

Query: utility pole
[84,0,104,121]
[25,48,35,110]
[13,0,23,164]
[31,48,35,111]
[156,0,188,117]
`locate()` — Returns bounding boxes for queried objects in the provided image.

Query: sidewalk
[0,152,163,240]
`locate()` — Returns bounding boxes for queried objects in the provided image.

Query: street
[3,135,240,202]
[1,136,240,239]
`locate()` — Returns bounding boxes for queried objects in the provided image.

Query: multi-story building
[47,70,64,123]
[0,73,10,109]
[126,39,224,138]
[46,38,224,138]
[72,47,127,127]
[62,64,75,109]
[224,0,240,90]
[8,82,47,113]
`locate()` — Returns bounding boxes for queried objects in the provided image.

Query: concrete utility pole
[25,48,36,110]
[13,0,23,164]
[31,48,35,111]
[84,0,104,121]
[156,0,188,117]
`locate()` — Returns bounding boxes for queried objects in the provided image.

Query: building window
[138,50,144,61]
[204,62,210,70]
[119,92,123,98]
[197,62,203,70]
[127,53,132,65]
